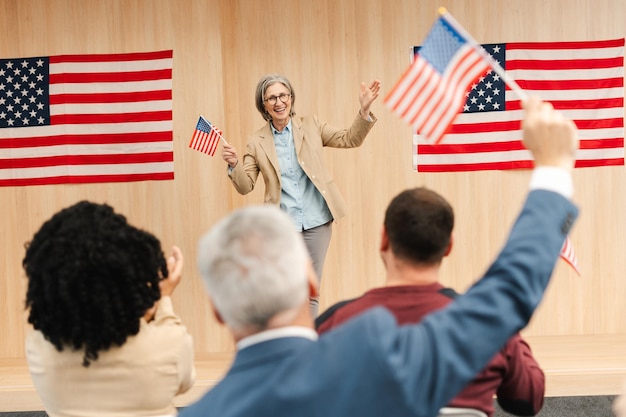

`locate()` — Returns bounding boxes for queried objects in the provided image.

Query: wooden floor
[2,335,626,412]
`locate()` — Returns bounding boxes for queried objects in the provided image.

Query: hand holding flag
[189,116,226,157]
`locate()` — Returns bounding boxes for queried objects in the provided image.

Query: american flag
[0,50,173,186]
[385,15,490,144]
[189,116,222,157]
[413,39,625,172]
[560,236,581,276]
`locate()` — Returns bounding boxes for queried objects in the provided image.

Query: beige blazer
[228,112,376,221]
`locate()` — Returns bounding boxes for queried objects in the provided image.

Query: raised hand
[359,79,381,119]
[522,97,578,171]
[160,246,184,297]
[222,142,239,168]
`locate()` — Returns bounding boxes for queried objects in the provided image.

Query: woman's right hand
[222,142,239,168]
[160,246,184,297]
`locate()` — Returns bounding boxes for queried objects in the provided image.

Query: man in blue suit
[181,97,579,417]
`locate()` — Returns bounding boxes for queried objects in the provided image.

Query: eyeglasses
[264,93,291,105]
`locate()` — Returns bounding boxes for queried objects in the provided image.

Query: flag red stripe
[503,98,623,111]
[0,132,172,148]
[49,69,172,84]
[49,50,173,63]
[417,138,623,155]
[507,39,625,50]
[418,141,524,154]
[0,152,173,169]
[418,160,534,172]
[0,172,175,187]
[50,110,172,124]
[49,90,172,104]
[559,97,624,109]
[508,57,624,71]
[450,120,521,134]
[516,77,623,90]
[575,118,623,129]
[579,138,624,149]
[575,158,624,167]
[416,158,624,172]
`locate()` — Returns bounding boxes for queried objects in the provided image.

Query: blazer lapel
[292,117,304,156]
[258,123,281,176]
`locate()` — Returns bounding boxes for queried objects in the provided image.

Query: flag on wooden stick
[189,116,224,157]
[385,11,491,143]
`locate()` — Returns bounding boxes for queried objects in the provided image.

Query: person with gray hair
[185,97,579,417]
[221,73,381,316]
[197,205,312,335]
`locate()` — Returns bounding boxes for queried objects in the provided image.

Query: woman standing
[222,74,380,316]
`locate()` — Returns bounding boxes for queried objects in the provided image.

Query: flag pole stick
[438,7,528,102]
[200,115,229,145]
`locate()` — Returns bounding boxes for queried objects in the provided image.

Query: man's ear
[210,298,225,325]
[380,225,390,252]
[444,234,454,257]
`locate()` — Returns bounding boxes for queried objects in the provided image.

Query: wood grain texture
[0,0,624,408]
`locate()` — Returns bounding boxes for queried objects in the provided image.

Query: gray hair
[197,205,309,332]
[254,74,296,121]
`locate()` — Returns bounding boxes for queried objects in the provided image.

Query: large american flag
[0,50,173,186]
[413,39,624,172]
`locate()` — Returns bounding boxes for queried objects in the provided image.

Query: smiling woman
[220,73,381,318]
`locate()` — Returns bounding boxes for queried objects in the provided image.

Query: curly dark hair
[23,201,167,367]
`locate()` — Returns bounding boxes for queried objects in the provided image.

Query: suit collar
[237,326,317,350]
[230,336,315,373]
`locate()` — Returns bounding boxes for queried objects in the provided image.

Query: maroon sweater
[316,283,545,417]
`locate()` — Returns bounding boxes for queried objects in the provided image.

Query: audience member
[221,73,380,316]
[316,186,544,417]
[24,201,194,417]
[180,97,578,417]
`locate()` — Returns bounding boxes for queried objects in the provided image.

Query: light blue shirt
[272,121,332,231]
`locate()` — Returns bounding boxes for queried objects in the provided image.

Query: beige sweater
[26,296,195,417]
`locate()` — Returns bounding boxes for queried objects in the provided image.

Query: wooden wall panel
[0,0,624,367]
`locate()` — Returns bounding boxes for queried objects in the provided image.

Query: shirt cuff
[529,167,573,199]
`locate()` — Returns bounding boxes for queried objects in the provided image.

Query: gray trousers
[301,221,332,318]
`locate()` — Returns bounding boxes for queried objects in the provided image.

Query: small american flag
[560,236,581,276]
[385,15,490,143]
[189,116,222,157]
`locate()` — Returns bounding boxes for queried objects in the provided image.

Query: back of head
[23,201,165,366]
[384,187,454,265]
[197,205,309,333]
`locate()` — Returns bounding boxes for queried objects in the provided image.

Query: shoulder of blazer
[292,115,321,131]
[248,123,275,150]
